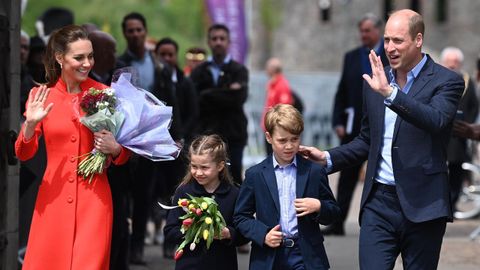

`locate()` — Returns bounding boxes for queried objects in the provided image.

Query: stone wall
[248,0,480,74]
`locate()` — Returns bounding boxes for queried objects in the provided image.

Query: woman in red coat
[15,25,130,270]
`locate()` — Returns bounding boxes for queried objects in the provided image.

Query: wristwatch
[385,83,399,104]
[390,83,400,95]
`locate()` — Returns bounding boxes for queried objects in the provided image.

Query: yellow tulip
[188,204,195,210]
[203,229,209,240]
[201,202,208,210]
[205,217,213,224]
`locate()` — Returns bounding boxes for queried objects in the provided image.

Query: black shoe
[321,225,345,236]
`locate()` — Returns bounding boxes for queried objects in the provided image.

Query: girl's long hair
[179,134,233,186]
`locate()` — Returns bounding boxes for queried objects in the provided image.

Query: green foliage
[21,0,207,67]
[260,0,281,32]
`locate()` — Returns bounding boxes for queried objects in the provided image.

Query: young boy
[234,104,340,270]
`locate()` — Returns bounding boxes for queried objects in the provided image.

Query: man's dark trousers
[359,183,446,270]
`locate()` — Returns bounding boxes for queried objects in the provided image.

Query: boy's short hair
[264,104,304,135]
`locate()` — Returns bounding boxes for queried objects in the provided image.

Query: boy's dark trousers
[273,243,306,270]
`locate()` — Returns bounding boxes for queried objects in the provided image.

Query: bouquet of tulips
[173,195,226,260]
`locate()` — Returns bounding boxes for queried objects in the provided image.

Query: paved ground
[131,172,480,270]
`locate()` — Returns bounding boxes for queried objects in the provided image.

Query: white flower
[189,242,196,251]
[104,88,115,96]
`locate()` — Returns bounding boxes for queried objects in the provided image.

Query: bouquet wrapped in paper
[171,195,227,260]
[77,73,180,182]
[77,87,124,182]
[111,73,180,160]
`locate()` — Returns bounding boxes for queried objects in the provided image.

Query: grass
[22,0,207,66]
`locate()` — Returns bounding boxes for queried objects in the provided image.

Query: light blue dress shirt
[128,49,155,92]
[273,155,298,237]
[326,54,428,186]
[376,54,427,186]
[207,54,232,86]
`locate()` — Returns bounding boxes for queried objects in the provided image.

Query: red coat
[15,78,130,270]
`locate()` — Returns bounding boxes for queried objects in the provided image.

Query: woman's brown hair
[43,24,89,86]
[180,134,233,186]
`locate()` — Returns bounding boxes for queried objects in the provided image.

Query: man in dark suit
[190,24,249,185]
[155,37,198,146]
[329,13,388,236]
[440,47,478,210]
[118,12,177,265]
[300,9,464,269]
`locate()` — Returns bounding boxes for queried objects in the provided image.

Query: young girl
[164,134,248,270]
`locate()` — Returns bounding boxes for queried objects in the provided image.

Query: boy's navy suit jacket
[234,154,340,270]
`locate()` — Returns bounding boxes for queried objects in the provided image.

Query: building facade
[249,0,480,74]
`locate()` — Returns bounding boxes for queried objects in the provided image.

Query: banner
[205,0,248,64]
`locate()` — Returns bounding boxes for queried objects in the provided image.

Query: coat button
[68,176,75,183]
[70,156,76,163]
[67,196,73,203]
[71,135,76,142]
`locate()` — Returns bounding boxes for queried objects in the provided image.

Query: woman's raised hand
[23,85,54,140]
[25,85,54,125]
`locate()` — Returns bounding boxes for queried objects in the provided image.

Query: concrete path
[132,173,480,270]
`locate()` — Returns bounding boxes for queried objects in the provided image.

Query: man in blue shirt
[300,9,464,270]
[118,12,176,265]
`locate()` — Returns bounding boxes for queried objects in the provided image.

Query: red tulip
[196,208,203,216]
[174,249,184,260]
[177,199,189,207]
[182,218,193,227]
